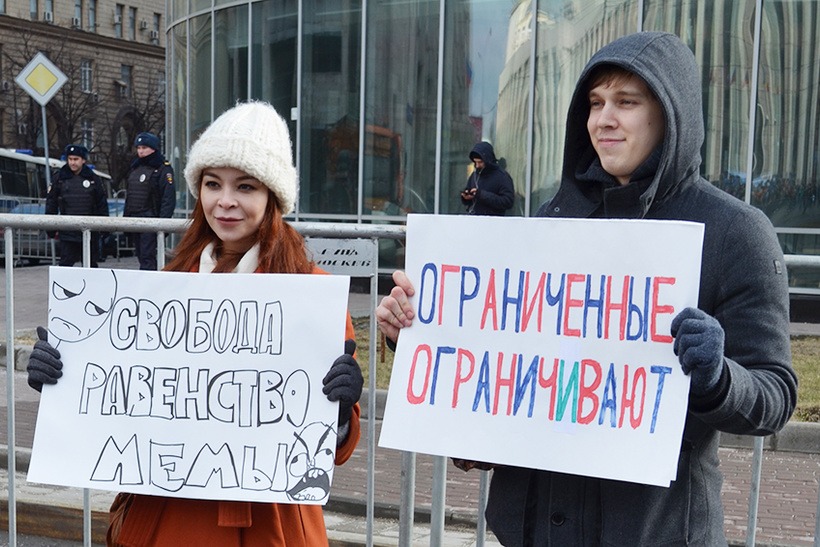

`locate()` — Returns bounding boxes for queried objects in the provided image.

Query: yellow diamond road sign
[15,52,68,106]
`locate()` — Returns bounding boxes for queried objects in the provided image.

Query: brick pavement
[330,420,820,546]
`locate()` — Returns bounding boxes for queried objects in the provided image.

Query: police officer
[124,132,176,270]
[45,144,109,267]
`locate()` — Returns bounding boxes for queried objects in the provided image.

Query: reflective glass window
[441,0,530,216]
[761,0,820,290]
[250,0,297,129]
[298,0,362,217]
[170,0,185,23]
[756,1,819,227]
[644,0,755,202]
[530,0,637,215]
[250,0,298,215]
[189,14,213,142]
[170,22,188,207]
[191,0,210,14]
[364,0,439,220]
[214,5,249,114]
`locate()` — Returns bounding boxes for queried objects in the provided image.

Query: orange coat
[108,267,360,547]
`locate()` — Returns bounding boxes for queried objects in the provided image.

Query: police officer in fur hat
[45,144,110,267]
[123,132,176,270]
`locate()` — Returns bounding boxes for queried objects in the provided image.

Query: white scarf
[198,242,260,273]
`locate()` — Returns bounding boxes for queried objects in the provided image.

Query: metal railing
[2,212,820,547]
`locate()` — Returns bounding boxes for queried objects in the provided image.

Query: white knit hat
[184,101,298,214]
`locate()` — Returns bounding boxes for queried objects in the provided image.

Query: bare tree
[1,26,165,186]
[93,69,167,189]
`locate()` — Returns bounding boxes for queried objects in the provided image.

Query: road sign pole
[40,105,52,188]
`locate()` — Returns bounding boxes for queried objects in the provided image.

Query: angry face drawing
[48,269,118,344]
[286,422,336,502]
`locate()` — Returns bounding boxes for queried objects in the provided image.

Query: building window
[43,0,52,17]
[151,13,162,45]
[116,126,129,152]
[80,59,93,93]
[88,0,96,29]
[29,0,37,19]
[114,4,123,38]
[73,0,82,24]
[128,7,136,40]
[157,72,165,103]
[81,119,94,151]
[0,0,6,15]
[119,64,132,98]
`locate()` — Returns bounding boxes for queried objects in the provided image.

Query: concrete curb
[720,420,820,453]
[0,342,33,372]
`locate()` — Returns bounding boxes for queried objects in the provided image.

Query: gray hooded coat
[484,32,797,547]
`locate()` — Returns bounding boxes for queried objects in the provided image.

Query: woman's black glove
[322,339,363,427]
[27,326,63,392]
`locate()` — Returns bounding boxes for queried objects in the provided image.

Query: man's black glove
[670,307,725,395]
[27,326,63,392]
[322,339,363,427]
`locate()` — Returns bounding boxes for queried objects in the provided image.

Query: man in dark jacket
[124,132,175,270]
[461,141,515,215]
[376,32,797,546]
[45,144,109,267]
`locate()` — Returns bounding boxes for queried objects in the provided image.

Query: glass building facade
[167,0,820,293]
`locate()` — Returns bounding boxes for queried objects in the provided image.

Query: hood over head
[554,31,703,218]
[469,141,498,169]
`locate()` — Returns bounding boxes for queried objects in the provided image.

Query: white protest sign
[378,214,704,487]
[28,267,350,504]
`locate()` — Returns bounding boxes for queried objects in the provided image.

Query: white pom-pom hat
[184,101,298,214]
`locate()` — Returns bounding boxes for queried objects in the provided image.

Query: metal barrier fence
[0,197,136,266]
[2,212,820,547]
[0,197,57,266]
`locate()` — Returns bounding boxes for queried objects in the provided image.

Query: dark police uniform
[45,163,109,267]
[124,150,175,270]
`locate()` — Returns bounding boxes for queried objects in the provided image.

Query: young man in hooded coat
[461,141,515,216]
[376,32,797,546]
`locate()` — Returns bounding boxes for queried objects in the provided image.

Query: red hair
[165,188,313,274]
